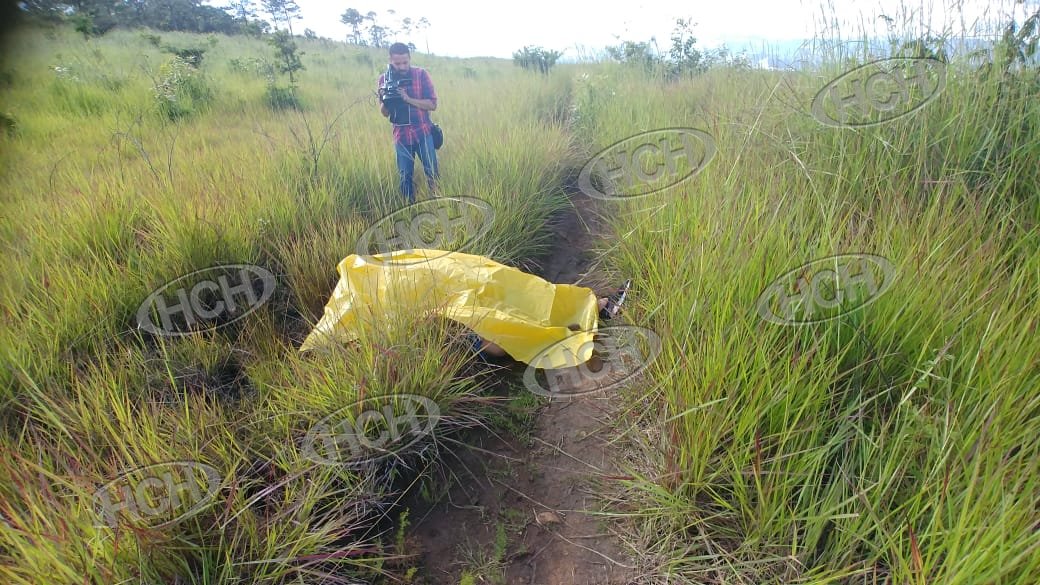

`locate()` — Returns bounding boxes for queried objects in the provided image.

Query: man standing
[377,42,439,204]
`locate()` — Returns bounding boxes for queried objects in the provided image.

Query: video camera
[379,65,411,125]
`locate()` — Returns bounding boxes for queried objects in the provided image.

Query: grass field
[1,5,1038,584]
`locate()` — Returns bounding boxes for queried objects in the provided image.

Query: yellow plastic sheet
[299,249,599,368]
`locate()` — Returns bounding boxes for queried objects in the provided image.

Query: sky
[284,0,1033,60]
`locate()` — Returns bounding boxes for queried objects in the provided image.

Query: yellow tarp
[299,249,599,368]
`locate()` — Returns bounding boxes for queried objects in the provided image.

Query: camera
[379,66,407,103]
[379,65,411,124]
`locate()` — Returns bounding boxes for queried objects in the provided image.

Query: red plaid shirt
[377,66,437,145]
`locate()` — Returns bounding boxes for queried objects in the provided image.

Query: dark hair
[388,43,410,56]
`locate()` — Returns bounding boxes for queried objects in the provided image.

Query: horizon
[279,0,1031,61]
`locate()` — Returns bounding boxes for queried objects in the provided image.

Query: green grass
[2,5,1039,584]
[578,16,1039,585]
[456,520,511,585]
[0,24,580,585]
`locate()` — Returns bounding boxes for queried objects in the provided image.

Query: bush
[512,46,562,74]
[228,56,276,80]
[264,85,300,110]
[606,19,754,80]
[153,56,214,120]
[605,40,661,73]
[167,47,207,67]
[0,111,17,136]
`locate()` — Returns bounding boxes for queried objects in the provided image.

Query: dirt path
[406,187,641,584]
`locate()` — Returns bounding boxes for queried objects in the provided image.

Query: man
[377,42,439,204]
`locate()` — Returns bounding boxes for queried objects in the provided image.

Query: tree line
[21,0,264,36]
[18,1,432,47]
[339,8,429,50]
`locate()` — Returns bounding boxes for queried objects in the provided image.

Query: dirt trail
[407,187,641,585]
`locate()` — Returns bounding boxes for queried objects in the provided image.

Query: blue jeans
[395,131,439,204]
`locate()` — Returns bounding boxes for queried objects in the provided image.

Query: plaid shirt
[377,66,437,145]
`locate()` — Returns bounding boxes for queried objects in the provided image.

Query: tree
[368,24,387,48]
[340,7,365,45]
[341,9,430,49]
[260,0,300,35]
[667,18,702,76]
[18,0,67,23]
[20,0,266,35]
[416,16,430,51]
[71,11,100,39]
[264,28,304,109]
[224,0,257,22]
[605,39,660,72]
[268,28,304,85]
[605,18,712,77]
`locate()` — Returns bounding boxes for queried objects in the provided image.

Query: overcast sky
[285,0,1032,59]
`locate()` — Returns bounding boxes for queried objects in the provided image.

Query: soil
[404,189,642,585]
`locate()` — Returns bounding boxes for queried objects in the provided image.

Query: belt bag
[431,123,443,150]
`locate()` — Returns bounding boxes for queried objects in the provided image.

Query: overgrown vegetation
[512,45,562,74]
[151,53,213,119]
[606,17,752,78]
[1,1,1038,584]
[0,21,576,584]
[585,5,1040,584]
[264,29,304,109]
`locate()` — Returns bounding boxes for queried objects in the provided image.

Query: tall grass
[0,24,581,583]
[580,9,1040,584]
[2,3,1038,583]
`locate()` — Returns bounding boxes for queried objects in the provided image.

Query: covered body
[300,249,598,368]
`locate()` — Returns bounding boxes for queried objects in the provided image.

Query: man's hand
[380,103,389,118]
[395,87,437,111]
[398,89,436,112]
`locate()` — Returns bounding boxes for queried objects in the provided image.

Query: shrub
[168,47,207,67]
[605,40,661,73]
[0,112,17,136]
[228,56,276,80]
[512,45,562,74]
[267,30,305,85]
[264,85,300,110]
[152,56,214,120]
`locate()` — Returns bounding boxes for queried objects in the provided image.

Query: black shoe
[599,279,632,320]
